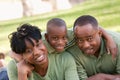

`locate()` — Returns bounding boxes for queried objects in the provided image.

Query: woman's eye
[26,49,33,54]
[37,43,42,47]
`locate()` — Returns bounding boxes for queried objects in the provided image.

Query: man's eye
[75,37,82,43]
[87,36,93,41]
[76,38,83,43]
[78,39,83,43]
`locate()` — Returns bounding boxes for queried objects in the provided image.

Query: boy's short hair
[47,18,66,27]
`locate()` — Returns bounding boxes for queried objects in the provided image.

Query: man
[67,15,120,80]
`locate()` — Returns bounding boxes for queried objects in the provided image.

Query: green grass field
[0,0,120,62]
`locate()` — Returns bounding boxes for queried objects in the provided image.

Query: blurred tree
[21,0,33,17]
[49,0,71,11]
[49,0,57,11]
[69,0,85,5]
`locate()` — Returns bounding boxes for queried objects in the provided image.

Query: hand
[105,35,118,59]
[9,51,23,62]
[99,26,118,59]
[113,78,120,80]
[86,73,106,80]
[17,60,34,80]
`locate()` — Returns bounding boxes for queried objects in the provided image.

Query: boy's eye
[63,36,67,40]
[52,37,58,40]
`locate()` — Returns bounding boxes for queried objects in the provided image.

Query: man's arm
[86,73,120,80]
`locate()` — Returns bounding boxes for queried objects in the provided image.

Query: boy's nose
[58,39,64,44]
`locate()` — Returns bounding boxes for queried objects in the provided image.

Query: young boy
[7,23,79,80]
[44,18,69,53]
[0,52,9,80]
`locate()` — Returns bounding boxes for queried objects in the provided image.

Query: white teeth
[40,55,43,58]
[36,55,44,62]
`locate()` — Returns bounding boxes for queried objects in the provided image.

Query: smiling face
[9,24,48,66]
[22,39,48,66]
[45,26,68,52]
[74,24,102,56]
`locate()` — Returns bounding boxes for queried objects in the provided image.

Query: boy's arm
[99,27,117,59]
[64,52,80,80]
[76,62,88,80]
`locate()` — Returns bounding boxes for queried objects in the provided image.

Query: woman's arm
[17,60,34,80]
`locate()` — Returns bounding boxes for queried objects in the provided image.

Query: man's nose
[83,41,90,48]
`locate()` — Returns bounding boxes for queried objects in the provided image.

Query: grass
[0,0,120,62]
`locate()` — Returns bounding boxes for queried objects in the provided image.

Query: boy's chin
[56,49,64,53]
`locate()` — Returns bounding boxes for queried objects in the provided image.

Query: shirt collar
[98,38,108,57]
[43,39,57,54]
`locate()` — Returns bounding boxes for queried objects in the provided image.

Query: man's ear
[45,33,48,40]
[98,29,102,37]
